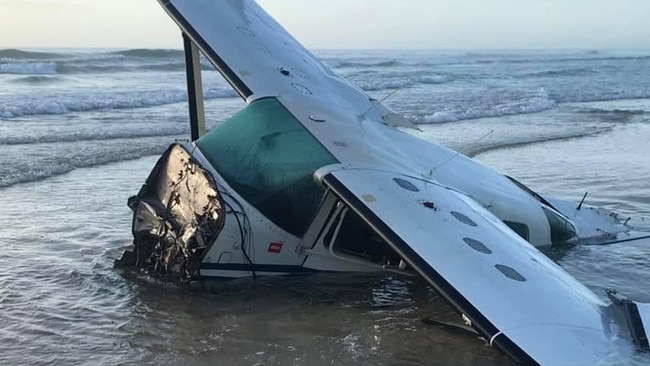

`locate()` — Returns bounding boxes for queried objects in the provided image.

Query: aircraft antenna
[576,192,589,210]
[360,73,423,117]
[425,129,495,178]
[378,76,418,103]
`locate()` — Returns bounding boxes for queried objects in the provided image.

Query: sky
[1,0,649,50]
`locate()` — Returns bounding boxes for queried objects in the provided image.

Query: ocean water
[1,48,650,365]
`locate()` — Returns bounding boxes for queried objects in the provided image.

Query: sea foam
[0,62,57,75]
[423,96,557,124]
[0,88,237,119]
[416,74,453,84]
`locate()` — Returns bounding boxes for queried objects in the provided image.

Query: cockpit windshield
[197,98,338,237]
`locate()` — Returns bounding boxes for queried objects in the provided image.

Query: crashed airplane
[116,0,650,364]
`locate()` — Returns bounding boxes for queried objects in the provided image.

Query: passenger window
[197,98,338,237]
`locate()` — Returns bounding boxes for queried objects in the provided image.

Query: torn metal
[115,144,225,284]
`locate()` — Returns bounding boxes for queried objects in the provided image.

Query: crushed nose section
[115,143,225,284]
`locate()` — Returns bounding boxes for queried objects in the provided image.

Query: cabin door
[301,191,410,274]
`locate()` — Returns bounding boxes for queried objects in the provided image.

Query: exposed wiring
[222,194,256,280]
[489,331,503,347]
[184,143,257,279]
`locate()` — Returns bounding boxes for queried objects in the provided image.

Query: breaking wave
[109,49,184,58]
[57,61,215,74]
[466,128,612,157]
[8,76,66,84]
[0,88,237,119]
[52,63,127,74]
[0,60,215,75]
[355,74,453,92]
[0,49,68,60]
[0,48,212,75]
[552,90,650,104]
[0,127,189,146]
[136,62,200,72]
[574,108,648,123]
[422,97,556,124]
[478,55,650,65]
[525,68,595,78]
[417,74,453,84]
[327,55,618,70]
[0,62,57,75]
[356,80,407,91]
[329,60,401,69]
[0,61,214,75]
[0,141,170,188]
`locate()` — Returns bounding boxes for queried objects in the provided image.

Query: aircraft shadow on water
[115,1,650,364]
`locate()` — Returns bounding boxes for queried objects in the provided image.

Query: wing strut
[183,33,206,141]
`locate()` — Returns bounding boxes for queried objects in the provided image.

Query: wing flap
[321,168,624,365]
[637,303,650,349]
[608,290,650,351]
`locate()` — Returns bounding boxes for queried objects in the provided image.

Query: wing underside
[159,0,371,112]
[319,168,623,365]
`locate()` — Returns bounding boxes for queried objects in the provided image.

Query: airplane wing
[318,167,627,365]
[158,0,372,113]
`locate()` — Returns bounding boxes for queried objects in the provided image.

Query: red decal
[268,242,283,253]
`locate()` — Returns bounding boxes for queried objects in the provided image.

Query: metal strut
[183,33,206,141]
